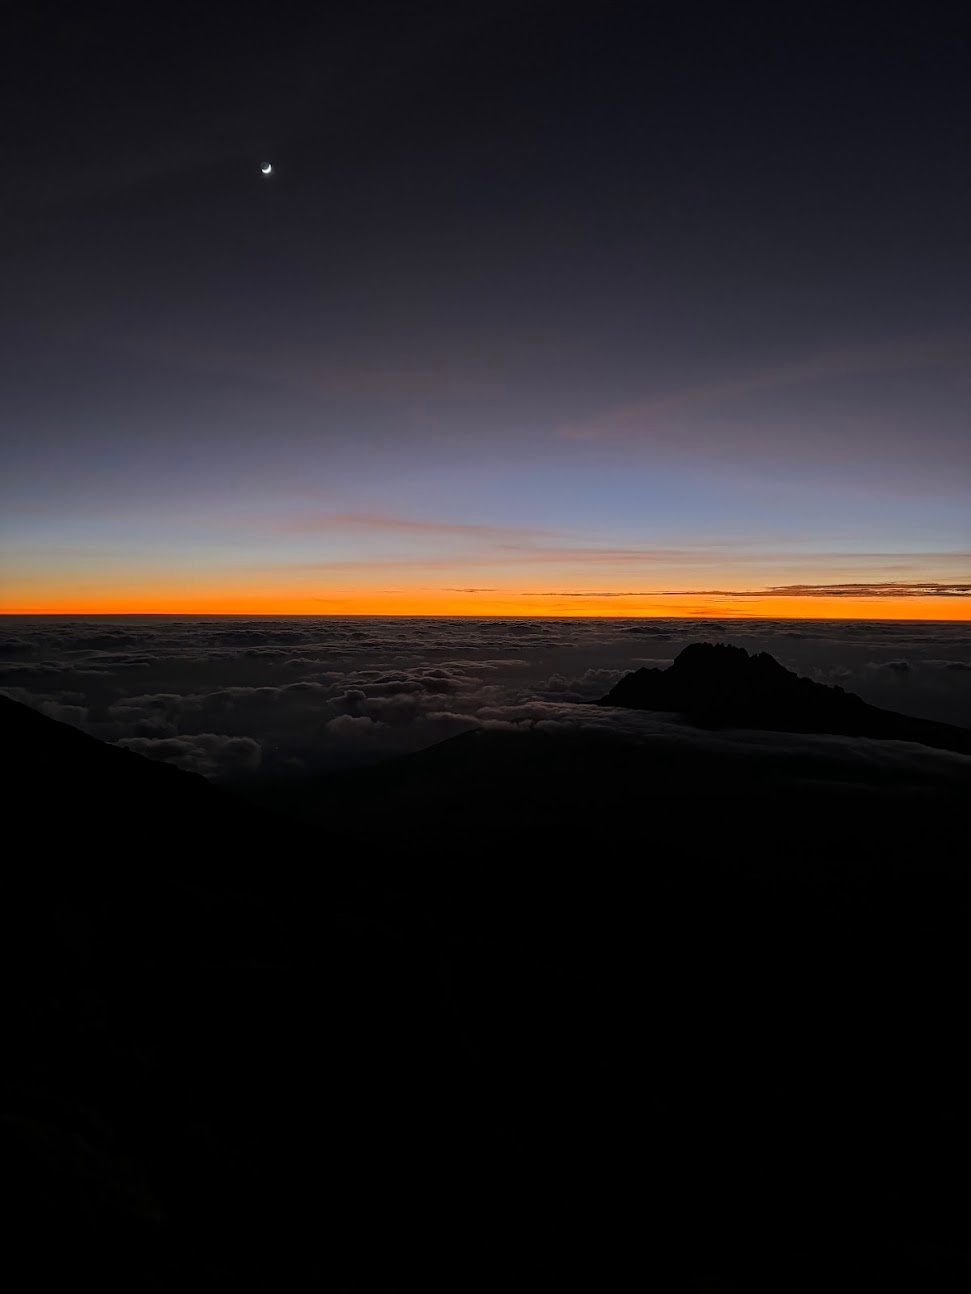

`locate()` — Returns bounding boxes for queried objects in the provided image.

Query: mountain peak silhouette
[598,641,971,753]
[666,641,793,683]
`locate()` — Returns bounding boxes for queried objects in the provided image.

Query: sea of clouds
[1,615,969,780]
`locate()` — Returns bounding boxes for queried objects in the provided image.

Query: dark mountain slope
[1,691,282,880]
[598,641,971,753]
[247,712,969,898]
[238,709,971,1289]
[0,696,575,1290]
[3,692,971,1289]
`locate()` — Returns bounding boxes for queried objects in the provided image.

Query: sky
[1,1,968,618]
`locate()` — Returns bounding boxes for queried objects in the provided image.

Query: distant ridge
[598,641,971,755]
[0,690,278,874]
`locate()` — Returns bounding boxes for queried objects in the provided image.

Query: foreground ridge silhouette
[598,640,971,753]
[1,689,969,1291]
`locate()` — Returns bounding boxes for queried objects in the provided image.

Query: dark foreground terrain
[2,648,970,1290]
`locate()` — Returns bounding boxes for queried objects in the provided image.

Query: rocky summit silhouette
[598,640,971,753]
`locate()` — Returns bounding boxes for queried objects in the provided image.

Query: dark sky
[2,1,969,615]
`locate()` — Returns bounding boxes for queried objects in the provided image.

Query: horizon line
[2,611,970,624]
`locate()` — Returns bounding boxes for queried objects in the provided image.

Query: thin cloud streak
[260,548,971,573]
[523,591,658,597]
[560,334,971,443]
[656,582,971,598]
[279,513,562,541]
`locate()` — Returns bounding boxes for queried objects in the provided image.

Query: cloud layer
[2,615,969,779]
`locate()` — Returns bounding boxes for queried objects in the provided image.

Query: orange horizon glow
[2,590,968,620]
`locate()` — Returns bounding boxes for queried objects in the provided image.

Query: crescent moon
[261,163,273,175]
